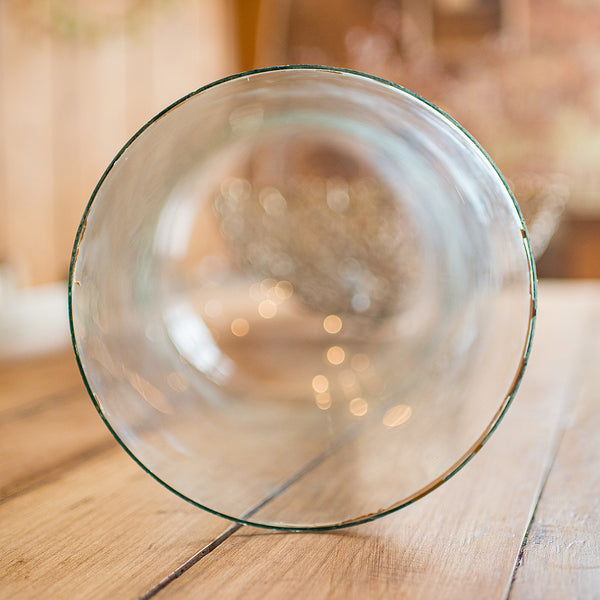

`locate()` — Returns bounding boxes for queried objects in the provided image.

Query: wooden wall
[0,0,236,286]
[2,0,599,286]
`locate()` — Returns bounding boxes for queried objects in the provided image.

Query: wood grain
[0,386,112,500]
[0,448,230,600]
[52,26,91,283]
[2,282,599,599]
[510,305,600,598]
[0,351,81,413]
[0,1,235,287]
[0,1,7,267]
[150,281,599,599]
[0,1,57,284]
[0,350,115,500]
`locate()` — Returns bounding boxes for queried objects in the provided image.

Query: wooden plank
[0,448,230,600]
[232,0,262,70]
[76,9,128,216]
[147,281,598,599]
[0,351,81,413]
[0,347,111,501]
[124,4,156,136]
[0,347,114,501]
[149,0,235,112]
[0,385,112,500]
[0,2,58,284]
[510,295,600,598]
[2,282,595,599]
[0,1,237,288]
[0,1,8,267]
[52,29,88,283]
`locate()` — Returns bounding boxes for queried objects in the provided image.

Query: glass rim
[68,64,538,531]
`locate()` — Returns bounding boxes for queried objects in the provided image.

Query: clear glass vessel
[69,66,536,530]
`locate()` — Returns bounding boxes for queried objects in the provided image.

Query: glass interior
[69,66,536,530]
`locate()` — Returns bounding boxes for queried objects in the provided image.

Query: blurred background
[1,0,599,357]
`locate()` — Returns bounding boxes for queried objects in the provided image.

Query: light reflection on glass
[323,314,342,334]
[260,278,277,294]
[312,374,329,394]
[259,186,287,216]
[326,346,345,365]
[220,177,252,201]
[164,302,232,383]
[128,371,173,414]
[258,299,277,319]
[383,404,413,428]
[349,397,368,417]
[166,371,189,392]
[315,392,332,410]
[274,280,293,300]
[230,318,250,337]
[228,102,265,133]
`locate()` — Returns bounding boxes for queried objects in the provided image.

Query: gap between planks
[138,522,244,600]
[136,282,600,599]
[137,424,365,599]
[0,380,116,501]
[503,307,598,599]
[139,367,588,600]
[503,414,570,599]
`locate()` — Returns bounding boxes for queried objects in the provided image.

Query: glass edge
[67,64,538,532]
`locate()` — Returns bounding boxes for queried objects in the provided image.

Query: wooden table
[1,280,599,599]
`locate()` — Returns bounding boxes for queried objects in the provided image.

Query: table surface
[1,280,599,600]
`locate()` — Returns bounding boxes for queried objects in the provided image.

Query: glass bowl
[69,66,536,530]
